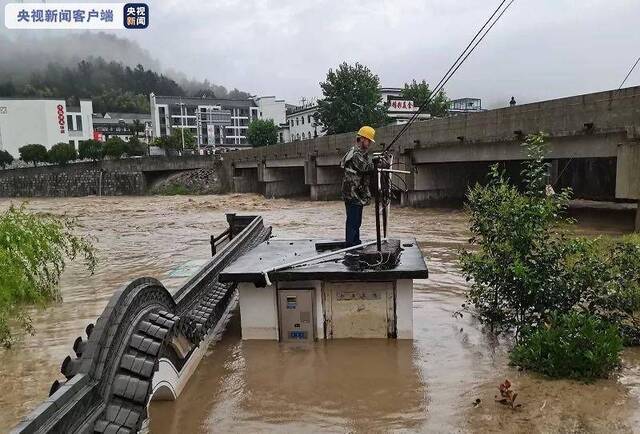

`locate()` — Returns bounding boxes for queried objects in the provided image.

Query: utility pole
[177,98,185,151]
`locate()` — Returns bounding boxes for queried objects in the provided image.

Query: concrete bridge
[223,86,640,226]
[0,154,223,197]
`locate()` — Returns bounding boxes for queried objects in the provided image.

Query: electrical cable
[383,0,516,153]
[385,0,508,148]
[619,56,640,90]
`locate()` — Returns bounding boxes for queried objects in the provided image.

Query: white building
[281,88,430,143]
[0,98,93,157]
[286,104,323,142]
[253,96,286,125]
[150,93,287,150]
[92,112,152,143]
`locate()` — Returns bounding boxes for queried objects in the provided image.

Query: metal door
[277,289,315,342]
[325,282,394,338]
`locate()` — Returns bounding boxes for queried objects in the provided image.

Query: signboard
[388,99,418,112]
[56,104,65,133]
[207,124,216,139]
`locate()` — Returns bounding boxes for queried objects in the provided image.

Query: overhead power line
[619,56,640,90]
[384,0,516,152]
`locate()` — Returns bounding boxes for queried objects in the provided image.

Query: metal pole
[374,164,382,252]
[180,103,185,150]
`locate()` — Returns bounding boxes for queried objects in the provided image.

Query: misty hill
[0,32,251,113]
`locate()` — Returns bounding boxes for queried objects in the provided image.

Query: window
[296,118,299,126]
[76,115,83,131]
[67,115,73,130]
[308,115,312,123]
[301,116,305,125]
[302,132,305,140]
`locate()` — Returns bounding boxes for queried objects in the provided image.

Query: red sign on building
[56,104,65,134]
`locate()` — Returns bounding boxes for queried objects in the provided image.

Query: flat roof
[219,238,428,283]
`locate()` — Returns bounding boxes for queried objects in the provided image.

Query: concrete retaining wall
[0,155,224,197]
[0,162,146,197]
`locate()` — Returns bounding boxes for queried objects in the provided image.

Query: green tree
[0,150,14,169]
[103,137,127,159]
[401,79,450,117]
[78,139,104,161]
[18,144,48,167]
[170,128,196,150]
[129,119,144,138]
[247,119,278,147]
[125,136,146,156]
[48,142,78,166]
[316,62,389,135]
[0,204,96,347]
[154,135,180,154]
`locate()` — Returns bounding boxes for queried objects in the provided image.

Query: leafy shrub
[460,133,575,333]
[574,235,640,345]
[125,136,146,156]
[48,142,77,165]
[0,150,14,168]
[154,135,180,154]
[103,137,127,159]
[78,139,104,161]
[18,144,48,166]
[0,205,96,347]
[510,312,623,380]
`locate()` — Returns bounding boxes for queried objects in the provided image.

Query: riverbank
[0,194,638,432]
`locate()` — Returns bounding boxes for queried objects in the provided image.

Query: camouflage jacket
[341,145,374,206]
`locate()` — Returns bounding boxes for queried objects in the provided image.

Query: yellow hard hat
[357,126,376,143]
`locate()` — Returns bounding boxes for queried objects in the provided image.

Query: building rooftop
[103,112,151,120]
[219,238,428,284]
[153,95,257,108]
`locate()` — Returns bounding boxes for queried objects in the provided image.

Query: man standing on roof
[341,126,376,247]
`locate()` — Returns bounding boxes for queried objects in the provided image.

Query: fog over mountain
[0,31,250,99]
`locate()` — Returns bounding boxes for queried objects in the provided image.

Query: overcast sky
[3,0,640,108]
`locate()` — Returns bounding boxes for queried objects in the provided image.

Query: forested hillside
[0,33,251,113]
[0,58,251,113]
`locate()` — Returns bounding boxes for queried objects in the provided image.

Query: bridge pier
[305,157,342,200]
[259,163,308,198]
[401,161,493,206]
[233,167,260,193]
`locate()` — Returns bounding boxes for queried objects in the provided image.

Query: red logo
[57,104,65,134]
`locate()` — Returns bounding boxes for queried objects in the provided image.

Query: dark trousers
[345,201,363,247]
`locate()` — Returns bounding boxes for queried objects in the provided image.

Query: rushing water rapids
[0,194,638,433]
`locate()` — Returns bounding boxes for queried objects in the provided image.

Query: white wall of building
[0,98,94,157]
[254,96,286,125]
[286,106,324,142]
[0,99,68,156]
[67,99,94,148]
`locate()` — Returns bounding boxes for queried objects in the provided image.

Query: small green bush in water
[0,205,96,348]
[510,312,623,380]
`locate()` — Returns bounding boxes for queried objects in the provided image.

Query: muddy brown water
[0,194,638,433]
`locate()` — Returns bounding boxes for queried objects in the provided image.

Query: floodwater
[0,194,638,433]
